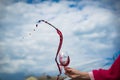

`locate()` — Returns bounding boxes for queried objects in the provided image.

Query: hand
[64,67,81,78]
[64,67,90,80]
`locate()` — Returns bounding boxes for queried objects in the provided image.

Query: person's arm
[64,67,91,80]
[64,55,120,80]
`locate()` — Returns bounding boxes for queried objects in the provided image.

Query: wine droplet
[36,24,38,27]
[29,33,31,35]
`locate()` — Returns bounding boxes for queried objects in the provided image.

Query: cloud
[0,0,120,77]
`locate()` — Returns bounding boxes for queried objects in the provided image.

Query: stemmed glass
[59,52,70,80]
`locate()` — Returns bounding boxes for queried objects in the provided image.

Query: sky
[0,0,120,80]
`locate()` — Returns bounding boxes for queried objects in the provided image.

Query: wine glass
[59,52,70,80]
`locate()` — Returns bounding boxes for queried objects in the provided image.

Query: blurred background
[0,0,120,80]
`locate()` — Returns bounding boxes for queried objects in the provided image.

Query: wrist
[80,72,90,79]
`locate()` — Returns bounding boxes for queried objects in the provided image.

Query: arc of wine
[36,20,63,80]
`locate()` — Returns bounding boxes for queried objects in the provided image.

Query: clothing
[89,72,95,80]
[90,55,120,80]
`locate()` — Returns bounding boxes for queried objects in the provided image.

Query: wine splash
[35,20,65,80]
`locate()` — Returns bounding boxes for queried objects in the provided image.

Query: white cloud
[0,0,120,75]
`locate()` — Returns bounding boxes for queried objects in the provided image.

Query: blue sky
[0,0,120,80]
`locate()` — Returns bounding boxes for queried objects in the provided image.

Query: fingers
[64,66,71,70]
[64,67,81,79]
[64,67,77,78]
[64,67,72,72]
[64,67,72,74]
[64,67,72,77]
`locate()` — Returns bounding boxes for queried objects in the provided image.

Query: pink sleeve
[88,72,95,80]
[92,55,120,80]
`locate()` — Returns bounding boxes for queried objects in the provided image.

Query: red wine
[60,56,70,66]
[36,20,64,80]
